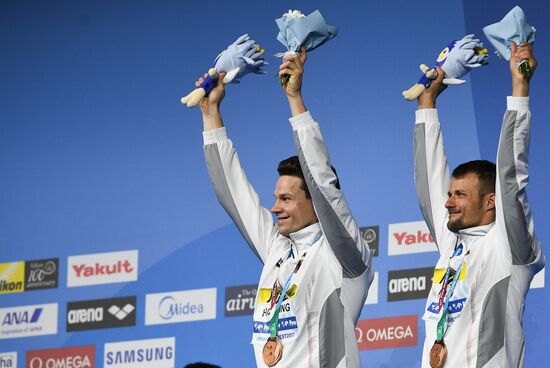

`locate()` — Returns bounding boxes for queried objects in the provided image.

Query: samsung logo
[104,337,175,368]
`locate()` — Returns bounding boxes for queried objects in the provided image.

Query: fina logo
[158,296,204,320]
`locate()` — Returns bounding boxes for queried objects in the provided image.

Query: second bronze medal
[262,337,283,366]
[429,340,447,368]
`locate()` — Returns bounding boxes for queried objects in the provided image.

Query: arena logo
[67,250,138,287]
[104,337,174,368]
[356,315,417,350]
[0,352,17,368]
[360,226,379,256]
[387,267,433,301]
[66,296,136,332]
[0,304,57,339]
[25,259,59,291]
[225,284,257,317]
[388,221,438,256]
[145,288,216,325]
[26,345,95,368]
[0,261,25,295]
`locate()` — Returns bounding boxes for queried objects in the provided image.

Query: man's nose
[445,196,454,209]
[271,200,281,214]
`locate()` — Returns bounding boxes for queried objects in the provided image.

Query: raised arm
[413,70,453,252]
[279,50,372,278]
[199,74,277,262]
[496,43,543,267]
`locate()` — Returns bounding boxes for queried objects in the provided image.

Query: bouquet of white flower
[275,10,338,87]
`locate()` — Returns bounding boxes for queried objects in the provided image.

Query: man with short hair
[198,49,373,367]
[414,42,544,367]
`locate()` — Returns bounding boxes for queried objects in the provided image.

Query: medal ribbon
[436,243,465,342]
[268,234,321,339]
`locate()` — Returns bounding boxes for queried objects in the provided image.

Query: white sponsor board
[388,221,438,256]
[104,337,175,368]
[531,267,545,289]
[67,250,138,287]
[0,303,57,339]
[365,272,379,305]
[0,351,17,367]
[145,288,216,325]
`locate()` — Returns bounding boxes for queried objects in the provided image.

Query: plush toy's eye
[437,47,450,62]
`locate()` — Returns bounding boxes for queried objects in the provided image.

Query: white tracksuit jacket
[414,97,544,367]
[203,111,374,367]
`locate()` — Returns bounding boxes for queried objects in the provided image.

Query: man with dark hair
[414,43,544,367]
[197,48,373,367]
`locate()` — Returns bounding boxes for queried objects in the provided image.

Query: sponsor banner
[66,296,136,332]
[225,284,256,317]
[25,259,59,291]
[145,288,216,325]
[365,272,378,305]
[360,226,379,257]
[26,346,95,368]
[531,267,545,289]
[388,221,438,256]
[356,315,418,350]
[104,337,175,368]
[0,262,25,294]
[387,267,433,302]
[0,351,17,368]
[0,303,57,340]
[67,250,138,287]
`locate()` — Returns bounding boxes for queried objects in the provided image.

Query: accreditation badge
[422,263,470,323]
[252,284,299,344]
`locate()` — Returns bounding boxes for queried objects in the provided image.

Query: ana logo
[356,315,418,350]
[360,226,379,257]
[104,337,174,368]
[66,296,136,332]
[67,250,138,287]
[25,259,59,291]
[145,288,216,325]
[387,267,433,302]
[26,346,95,368]
[0,262,25,294]
[225,284,257,317]
[0,352,17,368]
[388,221,438,256]
[2,308,42,326]
[0,304,57,339]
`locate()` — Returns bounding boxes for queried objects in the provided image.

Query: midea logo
[158,296,204,320]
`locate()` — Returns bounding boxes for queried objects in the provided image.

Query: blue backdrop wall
[1,0,548,367]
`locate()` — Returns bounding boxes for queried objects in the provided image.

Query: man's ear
[485,192,496,211]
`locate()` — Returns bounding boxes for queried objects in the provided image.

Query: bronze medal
[429,340,448,368]
[262,337,283,366]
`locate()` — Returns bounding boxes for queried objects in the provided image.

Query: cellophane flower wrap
[275,10,338,85]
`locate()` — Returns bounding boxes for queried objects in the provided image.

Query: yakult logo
[356,315,418,350]
[388,221,438,255]
[26,346,95,368]
[67,250,138,287]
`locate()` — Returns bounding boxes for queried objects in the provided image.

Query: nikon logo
[387,267,433,302]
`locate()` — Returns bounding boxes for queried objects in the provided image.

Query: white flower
[283,9,305,19]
